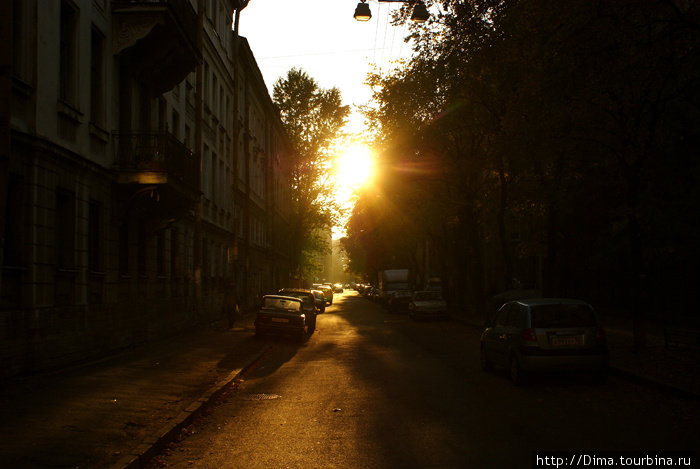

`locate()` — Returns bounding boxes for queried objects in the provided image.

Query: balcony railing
[113,132,199,191]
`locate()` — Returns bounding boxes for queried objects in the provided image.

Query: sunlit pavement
[156,291,699,469]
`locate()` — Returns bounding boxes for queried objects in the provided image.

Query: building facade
[1,0,293,378]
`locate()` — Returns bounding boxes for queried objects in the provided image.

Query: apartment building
[0,0,293,378]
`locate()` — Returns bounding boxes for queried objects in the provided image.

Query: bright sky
[237,0,416,133]
[237,0,419,239]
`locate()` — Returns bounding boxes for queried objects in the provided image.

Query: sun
[331,142,374,239]
[335,143,373,191]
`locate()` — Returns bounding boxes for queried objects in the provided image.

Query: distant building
[1,0,293,377]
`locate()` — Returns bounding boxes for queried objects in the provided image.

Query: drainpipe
[0,0,11,275]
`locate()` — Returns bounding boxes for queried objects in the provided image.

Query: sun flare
[336,143,373,191]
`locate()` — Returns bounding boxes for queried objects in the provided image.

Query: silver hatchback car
[480,298,609,384]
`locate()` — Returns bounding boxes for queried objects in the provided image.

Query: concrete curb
[116,343,273,469]
[609,365,699,400]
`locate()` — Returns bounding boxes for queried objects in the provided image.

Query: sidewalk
[0,314,270,469]
[600,314,700,398]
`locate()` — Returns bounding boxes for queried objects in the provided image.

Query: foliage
[273,68,350,281]
[346,0,700,316]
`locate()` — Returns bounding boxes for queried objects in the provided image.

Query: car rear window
[414,291,442,301]
[282,292,314,306]
[530,304,596,328]
[264,297,301,312]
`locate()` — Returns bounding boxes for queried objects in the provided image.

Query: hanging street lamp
[353,0,430,24]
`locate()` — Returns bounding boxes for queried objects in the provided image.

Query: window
[138,222,147,276]
[202,238,209,279]
[211,153,217,204]
[219,85,224,120]
[494,305,510,328]
[172,110,180,139]
[156,230,165,276]
[55,188,76,269]
[59,0,78,105]
[203,62,209,107]
[90,27,105,126]
[88,200,101,271]
[225,94,230,128]
[202,145,210,197]
[170,228,179,277]
[212,74,218,115]
[119,222,129,275]
[506,306,521,328]
[219,160,224,207]
[237,137,245,182]
[3,175,24,267]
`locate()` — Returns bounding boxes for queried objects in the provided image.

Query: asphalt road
[159,291,699,469]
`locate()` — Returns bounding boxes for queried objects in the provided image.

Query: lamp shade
[354,2,372,21]
[410,1,429,23]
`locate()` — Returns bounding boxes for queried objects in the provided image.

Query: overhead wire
[372,1,382,65]
[380,4,390,67]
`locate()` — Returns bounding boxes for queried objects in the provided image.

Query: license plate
[271,318,289,323]
[550,336,581,346]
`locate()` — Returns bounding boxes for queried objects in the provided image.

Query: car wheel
[509,354,524,385]
[480,345,493,372]
[297,329,307,342]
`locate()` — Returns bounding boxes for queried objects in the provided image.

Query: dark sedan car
[480,298,609,385]
[278,288,318,333]
[254,295,310,341]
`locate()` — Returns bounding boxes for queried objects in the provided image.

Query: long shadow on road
[333,293,700,469]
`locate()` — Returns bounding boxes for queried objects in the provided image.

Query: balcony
[112,0,200,94]
[113,132,200,219]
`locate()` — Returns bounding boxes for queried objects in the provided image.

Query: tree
[346,0,700,326]
[272,68,350,282]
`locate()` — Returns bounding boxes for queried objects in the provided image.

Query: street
[160,291,699,468]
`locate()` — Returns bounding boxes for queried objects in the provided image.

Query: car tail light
[521,328,538,342]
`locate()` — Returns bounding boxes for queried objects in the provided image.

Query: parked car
[408,290,448,320]
[480,298,609,385]
[313,284,333,305]
[388,289,413,313]
[254,295,310,341]
[277,288,318,333]
[311,289,326,314]
[333,283,344,293]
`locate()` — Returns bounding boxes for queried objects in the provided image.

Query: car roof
[279,288,312,294]
[512,298,591,307]
[263,295,302,302]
